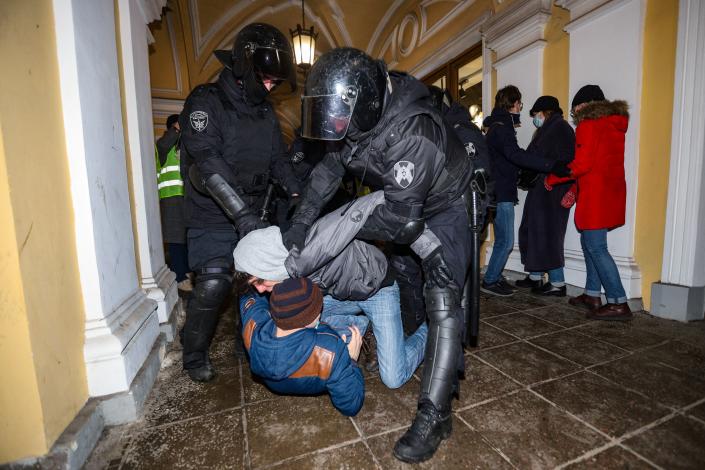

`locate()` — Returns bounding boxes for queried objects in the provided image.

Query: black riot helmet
[214,23,296,104]
[301,48,388,140]
[427,85,452,115]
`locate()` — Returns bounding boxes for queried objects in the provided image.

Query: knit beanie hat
[571,85,605,109]
[233,226,290,281]
[269,278,323,330]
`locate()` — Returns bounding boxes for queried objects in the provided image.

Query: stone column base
[651,282,705,322]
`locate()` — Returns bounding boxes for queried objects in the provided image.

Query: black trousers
[182,227,238,369]
[393,200,471,332]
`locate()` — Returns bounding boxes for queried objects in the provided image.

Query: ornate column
[52,0,160,397]
[554,0,645,298]
[482,0,552,272]
[651,0,705,321]
[117,0,178,339]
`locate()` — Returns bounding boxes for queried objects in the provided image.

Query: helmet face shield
[301,86,358,140]
[248,45,296,91]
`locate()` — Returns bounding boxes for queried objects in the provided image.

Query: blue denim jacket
[240,293,364,416]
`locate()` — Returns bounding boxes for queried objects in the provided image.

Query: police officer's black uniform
[284,48,473,463]
[179,23,300,382]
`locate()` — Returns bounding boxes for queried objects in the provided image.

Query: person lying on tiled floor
[240,277,365,416]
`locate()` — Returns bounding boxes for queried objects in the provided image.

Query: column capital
[482,0,551,61]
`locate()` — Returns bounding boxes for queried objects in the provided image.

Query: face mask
[510,113,521,126]
[533,116,544,128]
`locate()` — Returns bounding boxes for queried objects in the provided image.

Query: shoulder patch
[393,160,415,188]
[243,298,256,310]
[190,110,208,132]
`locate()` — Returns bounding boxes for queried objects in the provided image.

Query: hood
[444,102,471,127]
[483,107,513,128]
[217,70,269,112]
[248,321,317,380]
[574,100,629,127]
[348,71,429,142]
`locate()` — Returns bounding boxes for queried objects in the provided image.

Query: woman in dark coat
[517,96,575,296]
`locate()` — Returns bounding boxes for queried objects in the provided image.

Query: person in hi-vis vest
[156,113,192,292]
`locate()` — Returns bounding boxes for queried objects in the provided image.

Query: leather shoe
[588,303,633,321]
[515,275,542,289]
[393,402,452,463]
[568,294,601,311]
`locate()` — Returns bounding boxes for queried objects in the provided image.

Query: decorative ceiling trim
[563,0,633,33]
[189,0,251,60]
[482,0,551,60]
[366,0,406,55]
[555,0,611,20]
[409,10,489,78]
[151,10,184,95]
[326,0,354,47]
[398,14,420,58]
[138,0,167,24]
[418,0,475,45]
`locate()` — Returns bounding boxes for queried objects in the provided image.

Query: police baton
[259,183,275,222]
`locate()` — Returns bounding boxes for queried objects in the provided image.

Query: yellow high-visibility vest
[155,143,184,199]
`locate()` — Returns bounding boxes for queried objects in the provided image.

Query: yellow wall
[634,0,678,309]
[0,0,88,462]
[542,4,570,108]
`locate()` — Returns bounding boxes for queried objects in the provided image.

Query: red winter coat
[546,100,629,230]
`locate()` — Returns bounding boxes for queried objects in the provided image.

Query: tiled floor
[85,289,705,469]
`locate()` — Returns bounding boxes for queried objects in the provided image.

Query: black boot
[394,283,463,463]
[187,357,216,382]
[393,402,452,463]
[182,275,231,382]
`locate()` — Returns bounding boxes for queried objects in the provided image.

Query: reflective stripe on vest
[155,144,184,199]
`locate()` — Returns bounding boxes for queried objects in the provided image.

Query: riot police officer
[179,23,300,383]
[427,85,492,347]
[284,48,473,463]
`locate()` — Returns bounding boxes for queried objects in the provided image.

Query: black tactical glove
[551,160,571,178]
[235,214,269,238]
[421,246,453,288]
[282,223,308,251]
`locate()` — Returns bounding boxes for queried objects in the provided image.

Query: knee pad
[424,283,461,322]
[192,277,232,310]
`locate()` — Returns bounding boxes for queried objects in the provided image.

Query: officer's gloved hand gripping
[189,165,268,237]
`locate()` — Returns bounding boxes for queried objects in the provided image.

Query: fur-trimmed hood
[573,100,629,125]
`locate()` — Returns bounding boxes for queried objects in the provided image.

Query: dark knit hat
[269,277,323,330]
[571,85,605,109]
[529,96,562,116]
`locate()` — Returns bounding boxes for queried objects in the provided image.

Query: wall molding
[482,0,551,60]
[408,11,489,79]
[555,0,610,20]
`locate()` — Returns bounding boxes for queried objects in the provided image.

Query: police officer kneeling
[179,23,301,383]
[284,48,473,463]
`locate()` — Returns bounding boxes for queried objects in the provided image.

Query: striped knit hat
[269,278,323,330]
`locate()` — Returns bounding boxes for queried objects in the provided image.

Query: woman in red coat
[546,85,632,320]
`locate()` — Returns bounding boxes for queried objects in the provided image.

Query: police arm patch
[244,297,255,311]
[393,160,415,188]
[190,110,208,132]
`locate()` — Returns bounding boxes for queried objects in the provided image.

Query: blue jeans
[530,268,565,285]
[580,229,627,304]
[321,283,428,389]
[485,202,515,284]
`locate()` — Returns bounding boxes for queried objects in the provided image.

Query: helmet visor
[301,90,358,141]
[251,47,296,90]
